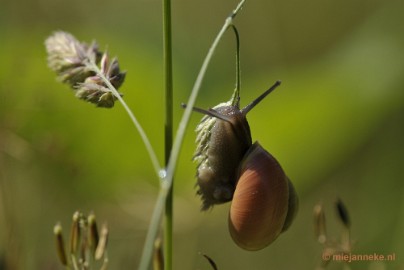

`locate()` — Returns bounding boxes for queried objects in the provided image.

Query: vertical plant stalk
[137,1,246,269]
[162,0,174,268]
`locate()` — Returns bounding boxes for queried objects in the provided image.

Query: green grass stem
[163,0,174,268]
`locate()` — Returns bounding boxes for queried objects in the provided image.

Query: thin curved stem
[230,24,241,105]
[85,61,162,177]
[137,1,246,269]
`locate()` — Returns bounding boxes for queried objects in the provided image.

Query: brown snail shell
[282,178,299,232]
[228,142,297,251]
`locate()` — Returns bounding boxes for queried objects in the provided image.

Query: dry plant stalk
[53,211,109,270]
[314,198,353,270]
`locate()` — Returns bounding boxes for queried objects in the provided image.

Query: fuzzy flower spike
[45,31,126,108]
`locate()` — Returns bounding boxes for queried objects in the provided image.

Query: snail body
[190,80,298,250]
[195,105,252,210]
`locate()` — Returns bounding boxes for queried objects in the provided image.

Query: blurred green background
[1,0,403,269]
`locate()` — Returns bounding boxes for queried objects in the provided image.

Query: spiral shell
[228,142,298,251]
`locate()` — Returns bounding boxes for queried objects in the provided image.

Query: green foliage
[1,0,403,269]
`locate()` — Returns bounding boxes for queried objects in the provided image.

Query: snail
[187,80,298,250]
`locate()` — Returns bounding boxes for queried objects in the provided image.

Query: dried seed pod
[54,223,68,266]
[87,213,99,254]
[153,237,164,270]
[313,204,327,244]
[200,253,218,270]
[70,211,81,254]
[95,224,108,260]
[335,198,350,229]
